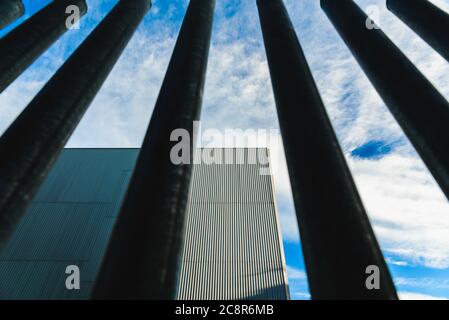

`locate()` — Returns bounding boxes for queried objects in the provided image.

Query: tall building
[177,148,289,300]
[0,149,137,299]
[0,148,288,299]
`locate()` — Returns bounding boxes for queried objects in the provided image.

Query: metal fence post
[321,0,449,201]
[0,0,24,30]
[0,0,152,248]
[0,0,88,93]
[257,0,398,300]
[92,0,215,300]
[387,0,449,62]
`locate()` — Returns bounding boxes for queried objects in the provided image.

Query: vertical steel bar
[257,0,397,300]
[0,0,88,93]
[387,0,449,62]
[91,0,215,300]
[0,0,152,248]
[0,0,25,30]
[321,0,449,201]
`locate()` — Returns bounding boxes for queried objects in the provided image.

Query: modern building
[0,149,137,299]
[177,148,289,300]
[0,148,289,299]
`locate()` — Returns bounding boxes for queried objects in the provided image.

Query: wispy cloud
[283,0,449,269]
[349,154,449,269]
[399,291,448,300]
[396,277,449,290]
[286,265,309,300]
[385,258,408,267]
[1,0,449,299]
[286,266,307,280]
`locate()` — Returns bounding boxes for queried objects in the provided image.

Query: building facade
[0,149,138,299]
[0,148,288,299]
[177,148,289,300]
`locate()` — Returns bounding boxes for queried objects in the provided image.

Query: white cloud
[291,291,311,300]
[348,154,449,268]
[399,291,448,300]
[68,29,177,147]
[396,277,449,290]
[1,0,449,273]
[283,0,449,268]
[385,258,408,267]
[286,265,310,300]
[286,266,307,280]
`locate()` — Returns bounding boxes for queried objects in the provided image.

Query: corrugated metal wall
[177,148,289,300]
[0,148,289,300]
[0,149,139,299]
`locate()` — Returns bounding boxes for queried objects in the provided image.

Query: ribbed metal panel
[0,148,288,300]
[0,149,139,299]
[177,148,289,300]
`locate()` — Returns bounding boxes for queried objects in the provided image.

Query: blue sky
[1,0,449,300]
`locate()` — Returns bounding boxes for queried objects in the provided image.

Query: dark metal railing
[0,0,449,300]
[92,0,216,300]
[321,0,449,202]
[0,0,152,248]
[387,0,449,62]
[257,0,397,300]
[0,0,24,30]
[0,0,88,93]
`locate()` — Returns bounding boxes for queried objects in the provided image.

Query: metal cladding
[0,149,139,299]
[257,0,397,300]
[0,148,288,300]
[177,148,289,300]
[321,0,449,202]
[0,0,25,30]
[387,0,449,62]
[0,0,88,93]
[0,0,152,249]
[91,0,215,300]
